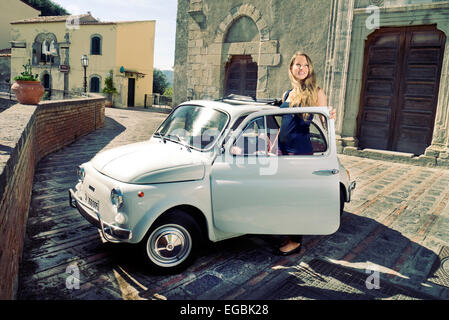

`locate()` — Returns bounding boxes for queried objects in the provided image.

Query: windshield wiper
[153,132,166,143]
[166,134,192,152]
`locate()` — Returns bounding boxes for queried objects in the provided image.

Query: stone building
[10,14,155,107]
[174,0,449,167]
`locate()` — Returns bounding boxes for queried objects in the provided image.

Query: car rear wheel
[141,211,201,273]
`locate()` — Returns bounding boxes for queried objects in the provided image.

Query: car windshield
[155,105,229,150]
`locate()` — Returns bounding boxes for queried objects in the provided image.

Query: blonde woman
[276,51,336,256]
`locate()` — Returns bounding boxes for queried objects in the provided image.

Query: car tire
[141,210,202,273]
[340,187,345,217]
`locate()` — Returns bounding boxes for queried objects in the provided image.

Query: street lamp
[81,54,89,93]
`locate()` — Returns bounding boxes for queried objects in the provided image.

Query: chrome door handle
[313,169,339,176]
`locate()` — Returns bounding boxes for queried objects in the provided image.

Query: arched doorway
[357,25,446,155]
[90,76,100,93]
[42,73,50,90]
[41,73,51,98]
[224,55,258,98]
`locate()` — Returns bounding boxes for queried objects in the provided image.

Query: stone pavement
[17,107,449,300]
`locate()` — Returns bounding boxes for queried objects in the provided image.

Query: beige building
[0,0,40,86]
[175,0,449,167]
[10,13,155,107]
[0,0,40,50]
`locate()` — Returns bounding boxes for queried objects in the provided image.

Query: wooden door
[127,78,135,107]
[357,26,445,155]
[224,55,258,98]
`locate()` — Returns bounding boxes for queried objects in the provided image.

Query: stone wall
[174,0,332,106]
[0,96,105,299]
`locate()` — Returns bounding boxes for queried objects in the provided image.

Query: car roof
[179,99,278,119]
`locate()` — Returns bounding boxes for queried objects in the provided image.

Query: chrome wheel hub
[147,224,192,267]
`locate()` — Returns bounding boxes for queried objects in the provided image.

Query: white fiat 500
[69,97,356,272]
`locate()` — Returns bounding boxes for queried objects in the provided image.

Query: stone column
[323,0,355,152]
[426,27,449,167]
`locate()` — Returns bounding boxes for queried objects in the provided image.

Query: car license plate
[87,195,99,211]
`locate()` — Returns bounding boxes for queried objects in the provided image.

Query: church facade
[174,0,449,167]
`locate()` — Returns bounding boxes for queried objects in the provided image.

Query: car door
[210,107,340,235]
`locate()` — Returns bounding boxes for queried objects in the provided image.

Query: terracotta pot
[105,100,112,108]
[11,80,45,105]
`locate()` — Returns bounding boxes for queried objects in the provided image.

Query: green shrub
[103,70,118,94]
[14,59,39,81]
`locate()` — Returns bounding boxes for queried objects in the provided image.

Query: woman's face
[290,55,309,81]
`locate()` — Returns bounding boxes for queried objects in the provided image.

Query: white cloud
[65,4,84,15]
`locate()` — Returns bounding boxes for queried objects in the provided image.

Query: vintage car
[69,96,356,272]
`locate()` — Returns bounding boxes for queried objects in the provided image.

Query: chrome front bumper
[69,189,132,243]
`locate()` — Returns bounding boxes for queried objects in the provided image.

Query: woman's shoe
[276,242,302,256]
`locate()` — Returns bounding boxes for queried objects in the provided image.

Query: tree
[22,0,69,16]
[102,70,117,107]
[163,87,173,97]
[153,69,169,95]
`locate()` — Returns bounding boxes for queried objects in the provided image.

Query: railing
[144,93,173,108]
[0,83,11,95]
[41,89,85,101]
[0,83,15,113]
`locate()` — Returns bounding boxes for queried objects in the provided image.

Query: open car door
[210,107,340,235]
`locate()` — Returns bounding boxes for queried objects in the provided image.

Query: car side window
[309,120,328,154]
[231,115,248,131]
[269,112,328,156]
[232,116,268,155]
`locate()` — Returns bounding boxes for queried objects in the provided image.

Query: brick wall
[0,96,105,299]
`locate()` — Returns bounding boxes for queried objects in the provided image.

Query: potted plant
[11,59,44,105]
[102,70,117,107]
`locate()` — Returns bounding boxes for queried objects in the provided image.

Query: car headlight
[77,166,85,182]
[111,188,124,209]
[114,212,127,225]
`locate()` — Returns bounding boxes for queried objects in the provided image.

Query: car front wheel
[141,211,201,273]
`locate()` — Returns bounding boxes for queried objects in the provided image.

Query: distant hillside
[162,70,173,87]
[22,0,69,16]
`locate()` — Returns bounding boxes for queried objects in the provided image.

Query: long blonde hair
[287,52,319,108]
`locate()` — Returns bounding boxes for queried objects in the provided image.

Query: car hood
[91,140,207,184]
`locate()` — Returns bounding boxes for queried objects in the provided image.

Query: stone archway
[184,4,280,100]
[214,4,279,99]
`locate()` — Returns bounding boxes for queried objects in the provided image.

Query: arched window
[91,36,102,55]
[33,33,59,65]
[225,16,259,43]
[90,76,100,93]
[41,40,50,62]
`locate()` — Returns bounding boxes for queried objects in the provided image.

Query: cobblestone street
[18,107,449,300]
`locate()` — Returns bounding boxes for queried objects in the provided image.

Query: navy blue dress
[278,90,314,155]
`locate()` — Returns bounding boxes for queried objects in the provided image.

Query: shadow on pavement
[262,210,444,300]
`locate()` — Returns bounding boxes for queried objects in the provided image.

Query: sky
[51,0,178,70]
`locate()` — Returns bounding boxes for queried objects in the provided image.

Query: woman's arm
[317,88,327,106]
